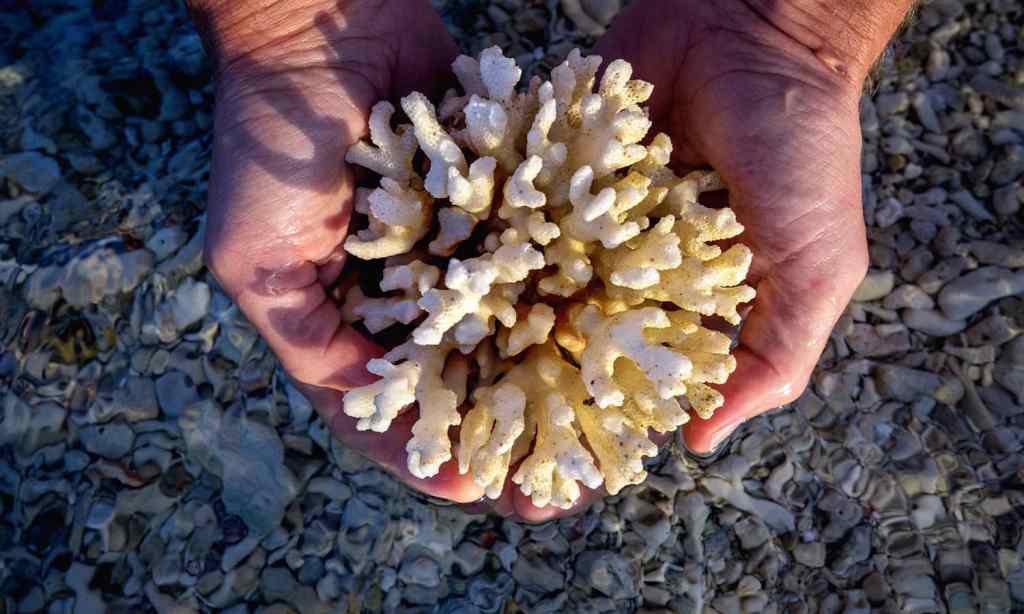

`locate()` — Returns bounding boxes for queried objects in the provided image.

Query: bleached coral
[340,47,755,507]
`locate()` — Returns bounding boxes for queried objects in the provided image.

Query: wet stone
[79,422,134,459]
[574,551,637,600]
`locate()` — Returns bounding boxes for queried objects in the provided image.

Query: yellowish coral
[340,47,755,507]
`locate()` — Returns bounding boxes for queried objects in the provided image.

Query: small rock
[80,422,135,459]
[261,566,298,602]
[175,279,212,326]
[0,152,60,194]
[938,267,1024,320]
[853,271,895,302]
[949,189,994,220]
[874,197,904,227]
[884,284,934,310]
[399,556,441,588]
[876,92,909,116]
[794,542,826,568]
[180,401,298,539]
[993,183,1021,216]
[452,542,487,576]
[733,518,771,550]
[27,247,154,309]
[155,370,198,418]
[846,324,911,357]
[902,308,967,336]
[911,92,942,132]
[968,241,1024,268]
[575,551,637,599]
[146,226,190,262]
[873,364,963,403]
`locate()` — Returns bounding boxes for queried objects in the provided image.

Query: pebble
[853,271,894,302]
[949,189,995,220]
[902,308,967,336]
[155,370,198,418]
[180,401,298,538]
[574,551,637,599]
[733,518,771,550]
[27,247,154,309]
[874,197,904,227]
[968,241,1024,268]
[993,183,1021,216]
[0,152,61,194]
[146,226,190,262]
[938,267,1024,320]
[794,542,826,568]
[873,364,963,403]
[399,556,441,588]
[884,284,934,310]
[79,422,135,459]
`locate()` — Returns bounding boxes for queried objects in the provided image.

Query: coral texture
[340,47,755,508]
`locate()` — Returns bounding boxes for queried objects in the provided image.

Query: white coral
[340,47,755,506]
[344,180,432,259]
[344,101,417,185]
[341,261,440,333]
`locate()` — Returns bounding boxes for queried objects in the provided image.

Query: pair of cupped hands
[197,0,880,521]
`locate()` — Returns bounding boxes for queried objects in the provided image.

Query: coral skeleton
[340,47,755,508]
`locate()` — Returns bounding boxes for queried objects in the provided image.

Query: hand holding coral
[595,0,912,458]
[194,0,488,504]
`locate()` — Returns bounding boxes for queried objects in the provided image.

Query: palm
[596,0,868,453]
[204,2,484,502]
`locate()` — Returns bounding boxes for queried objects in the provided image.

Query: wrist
[186,0,335,75]
[728,0,916,86]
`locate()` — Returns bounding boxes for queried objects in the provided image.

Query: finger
[299,381,486,503]
[231,258,383,391]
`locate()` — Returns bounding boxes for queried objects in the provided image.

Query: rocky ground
[1,0,1023,612]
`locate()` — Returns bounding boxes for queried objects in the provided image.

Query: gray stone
[902,308,967,336]
[0,152,60,194]
[912,92,942,132]
[575,551,637,599]
[884,284,934,310]
[452,542,487,576]
[155,370,198,418]
[875,197,904,227]
[873,364,963,403]
[399,556,441,588]
[513,551,564,594]
[794,542,826,568]
[146,226,190,262]
[993,183,1021,216]
[27,248,153,309]
[853,271,894,302]
[734,518,772,550]
[846,324,911,357]
[80,422,135,459]
[994,337,1024,403]
[876,92,909,116]
[153,278,210,341]
[968,241,1024,268]
[938,267,1024,320]
[179,401,298,538]
[949,189,994,220]
[92,375,160,423]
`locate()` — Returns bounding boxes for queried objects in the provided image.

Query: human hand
[594,0,912,455]
[192,0,486,503]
